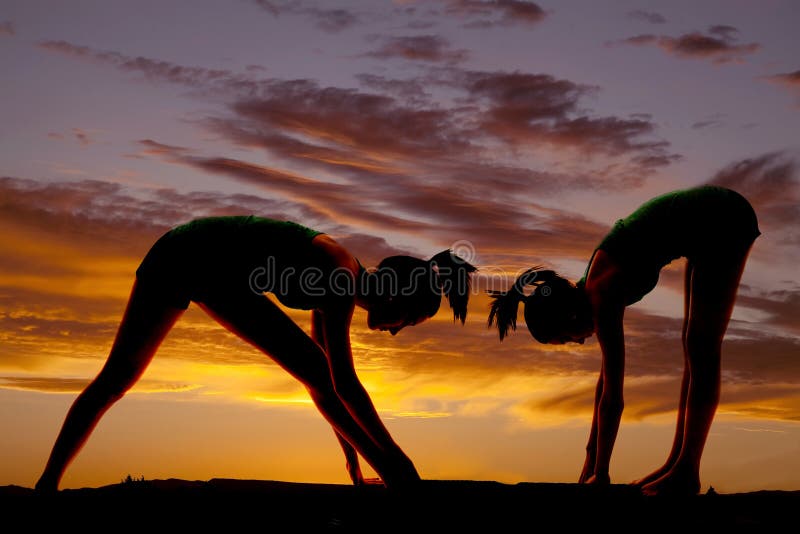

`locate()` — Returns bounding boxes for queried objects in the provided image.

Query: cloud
[45,128,97,146]
[762,70,800,106]
[529,375,800,421]
[72,128,92,146]
[0,174,324,259]
[355,74,430,102]
[445,0,547,28]
[227,81,474,161]
[37,39,678,181]
[37,40,255,92]
[691,113,725,130]
[708,24,739,41]
[34,40,684,267]
[764,70,800,89]
[365,35,469,64]
[609,26,760,64]
[736,287,800,336]
[450,69,675,160]
[127,138,192,159]
[611,34,657,47]
[251,1,360,33]
[0,20,14,36]
[134,142,613,263]
[627,10,666,25]
[660,33,759,64]
[691,119,722,130]
[0,376,200,394]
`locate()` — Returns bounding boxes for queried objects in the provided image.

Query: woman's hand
[347,458,366,485]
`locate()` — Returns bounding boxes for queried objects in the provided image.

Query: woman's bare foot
[641,467,700,496]
[631,463,673,487]
[584,472,610,486]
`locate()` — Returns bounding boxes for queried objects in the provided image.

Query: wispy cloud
[763,70,800,89]
[365,35,469,64]
[608,25,760,64]
[627,10,666,25]
[445,0,548,29]
[355,74,430,102]
[0,376,200,394]
[445,69,676,163]
[251,1,361,33]
[762,70,800,106]
[691,118,724,130]
[36,39,678,185]
[72,128,93,146]
[45,128,98,147]
[37,40,254,90]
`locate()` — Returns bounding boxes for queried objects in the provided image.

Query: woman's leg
[36,280,185,491]
[642,244,752,496]
[633,260,694,486]
[196,291,417,487]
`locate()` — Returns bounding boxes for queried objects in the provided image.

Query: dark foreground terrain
[2,479,797,532]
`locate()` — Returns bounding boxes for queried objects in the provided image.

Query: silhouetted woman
[36,216,476,491]
[488,185,759,496]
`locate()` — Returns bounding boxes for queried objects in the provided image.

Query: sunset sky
[1,0,799,492]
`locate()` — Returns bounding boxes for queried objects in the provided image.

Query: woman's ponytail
[488,266,556,340]
[429,249,477,324]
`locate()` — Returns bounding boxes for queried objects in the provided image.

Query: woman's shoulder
[583,249,625,298]
[310,234,360,276]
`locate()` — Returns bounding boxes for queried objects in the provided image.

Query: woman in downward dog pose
[488,185,759,496]
[36,215,476,491]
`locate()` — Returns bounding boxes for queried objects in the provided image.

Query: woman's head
[363,250,477,335]
[488,267,593,344]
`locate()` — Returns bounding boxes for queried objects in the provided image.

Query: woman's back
[581,185,760,304]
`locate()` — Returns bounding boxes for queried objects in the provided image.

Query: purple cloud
[609,26,760,64]
[365,35,469,64]
[445,0,547,28]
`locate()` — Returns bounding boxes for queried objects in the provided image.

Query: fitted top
[577,185,760,305]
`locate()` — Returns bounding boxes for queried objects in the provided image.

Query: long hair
[375,249,477,323]
[488,266,575,342]
[428,249,478,323]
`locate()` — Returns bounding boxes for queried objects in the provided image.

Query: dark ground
[2,479,798,532]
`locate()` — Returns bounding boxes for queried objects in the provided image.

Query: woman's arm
[582,249,626,484]
[579,368,603,483]
[311,234,418,481]
[590,298,625,483]
[311,310,365,485]
[319,300,401,452]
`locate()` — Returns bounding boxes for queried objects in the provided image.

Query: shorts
[135,228,194,309]
[685,187,761,263]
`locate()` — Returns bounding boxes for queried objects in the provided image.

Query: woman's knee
[685,339,722,385]
[685,330,722,358]
[88,364,141,402]
[306,380,340,409]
